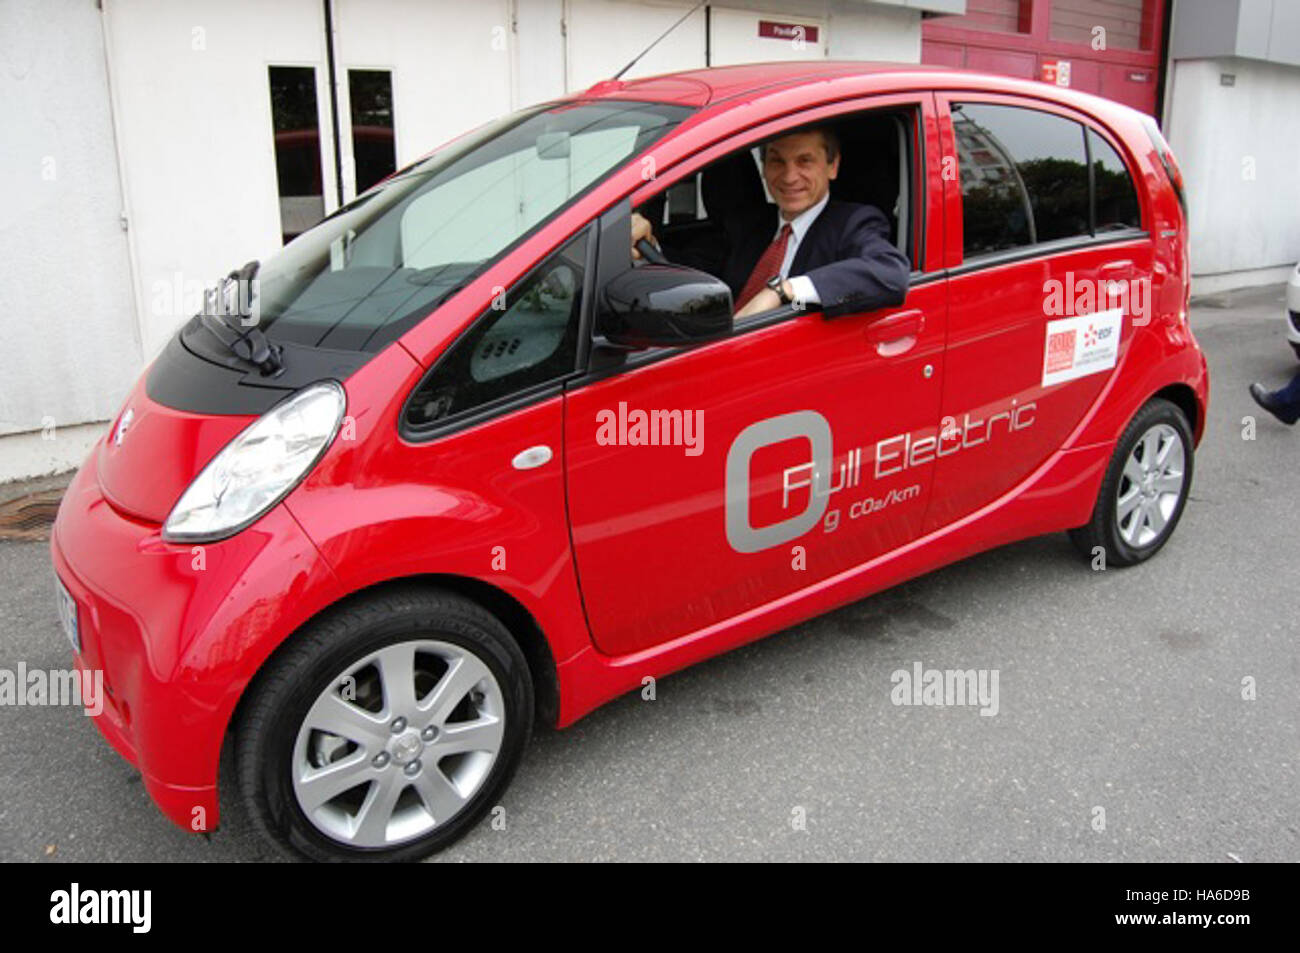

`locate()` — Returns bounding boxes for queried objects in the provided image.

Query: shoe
[1249,382,1300,425]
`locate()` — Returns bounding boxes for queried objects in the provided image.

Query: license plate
[55,576,80,655]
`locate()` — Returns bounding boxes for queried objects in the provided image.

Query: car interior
[639,106,917,307]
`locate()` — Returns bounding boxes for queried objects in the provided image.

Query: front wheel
[1069,397,1194,567]
[235,587,534,862]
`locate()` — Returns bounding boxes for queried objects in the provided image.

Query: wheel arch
[219,573,561,809]
[1150,381,1203,445]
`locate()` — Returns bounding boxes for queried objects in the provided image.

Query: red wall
[922,0,1165,114]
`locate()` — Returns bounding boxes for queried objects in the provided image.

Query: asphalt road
[2,286,1297,863]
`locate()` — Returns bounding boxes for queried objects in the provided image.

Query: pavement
[1,284,1296,862]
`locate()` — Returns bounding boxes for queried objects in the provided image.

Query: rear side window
[953,102,1090,255]
[403,230,588,432]
[953,103,1144,259]
[1088,128,1141,232]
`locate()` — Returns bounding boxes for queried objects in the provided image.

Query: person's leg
[1273,369,1300,409]
[1249,369,1300,425]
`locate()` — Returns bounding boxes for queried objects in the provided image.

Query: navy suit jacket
[722,199,911,314]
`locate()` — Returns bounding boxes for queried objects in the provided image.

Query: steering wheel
[635,238,669,266]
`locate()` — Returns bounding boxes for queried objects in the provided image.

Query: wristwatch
[766,274,792,305]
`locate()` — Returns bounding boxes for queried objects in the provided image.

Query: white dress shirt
[775,192,829,307]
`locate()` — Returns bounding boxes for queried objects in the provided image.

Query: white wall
[711,0,922,65]
[0,0,139,450]
[0,424,106,486]
[514,0,569,106]
[563,0,922,94]
[1165,56,1300,287]
[333,0,514,198]
[565,0,707,91]
[709,6,828,64]
[103,0,335,360]
[826,0,921,63]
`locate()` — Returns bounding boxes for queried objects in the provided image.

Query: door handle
[1098,260,1134,307]
[866,308,925,345]
[511,445,553,470]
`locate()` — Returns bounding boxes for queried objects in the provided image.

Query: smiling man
[632,125,911,318]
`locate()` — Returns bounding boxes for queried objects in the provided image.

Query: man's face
[762,131,839,219]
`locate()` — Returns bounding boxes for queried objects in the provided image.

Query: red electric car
[51,62,1206,861]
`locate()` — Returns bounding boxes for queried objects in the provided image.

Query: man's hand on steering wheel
[630,212,661,262]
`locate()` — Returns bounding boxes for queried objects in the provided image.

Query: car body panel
[567,90,946,657]
[51,456,343,830]
[565,276,947,656]
[556,437,1113,726]
[96,376,256,524]
[282,342,596,670]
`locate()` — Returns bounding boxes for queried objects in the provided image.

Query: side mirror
[599,264,733,349]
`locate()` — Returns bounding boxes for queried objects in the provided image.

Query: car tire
[235,586,533,862]
[1068,397,1194,568]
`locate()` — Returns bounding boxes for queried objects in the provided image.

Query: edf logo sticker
[1041,308,1123,387]
[1084,323,1113,347]
[725,411,830,553]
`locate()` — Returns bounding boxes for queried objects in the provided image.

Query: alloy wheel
[1115,422,1186,549]
[290,639,506,848]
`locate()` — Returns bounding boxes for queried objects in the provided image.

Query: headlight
[163,381,345,542]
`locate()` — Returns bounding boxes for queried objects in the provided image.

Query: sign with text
[1041,60,1071,87]
[758,20,819,43]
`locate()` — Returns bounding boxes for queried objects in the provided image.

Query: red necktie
[737,224,792,310]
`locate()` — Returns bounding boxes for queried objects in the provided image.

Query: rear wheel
[236,587,533,862]
[1069,397,1194,567]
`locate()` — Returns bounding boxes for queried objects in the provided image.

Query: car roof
[579,60,1144,126]
[584,61,953,106]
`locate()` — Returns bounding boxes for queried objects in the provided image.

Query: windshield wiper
[200,260,284,376]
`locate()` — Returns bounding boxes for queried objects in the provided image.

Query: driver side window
[404,230,588,432]
[636,104,917,327]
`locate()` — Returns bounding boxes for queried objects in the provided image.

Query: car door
[926,94,1152,532]
[563,96,948,657]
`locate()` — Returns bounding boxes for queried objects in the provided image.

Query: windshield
[247,100,692,352]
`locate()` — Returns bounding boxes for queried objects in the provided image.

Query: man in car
[631,125,910,319]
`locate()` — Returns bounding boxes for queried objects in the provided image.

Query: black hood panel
[147,318,371,415]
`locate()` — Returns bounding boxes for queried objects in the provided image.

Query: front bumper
[50,458,340,832]
[1285,266,1300,345]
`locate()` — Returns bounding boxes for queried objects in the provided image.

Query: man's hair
[760,125,840,164]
